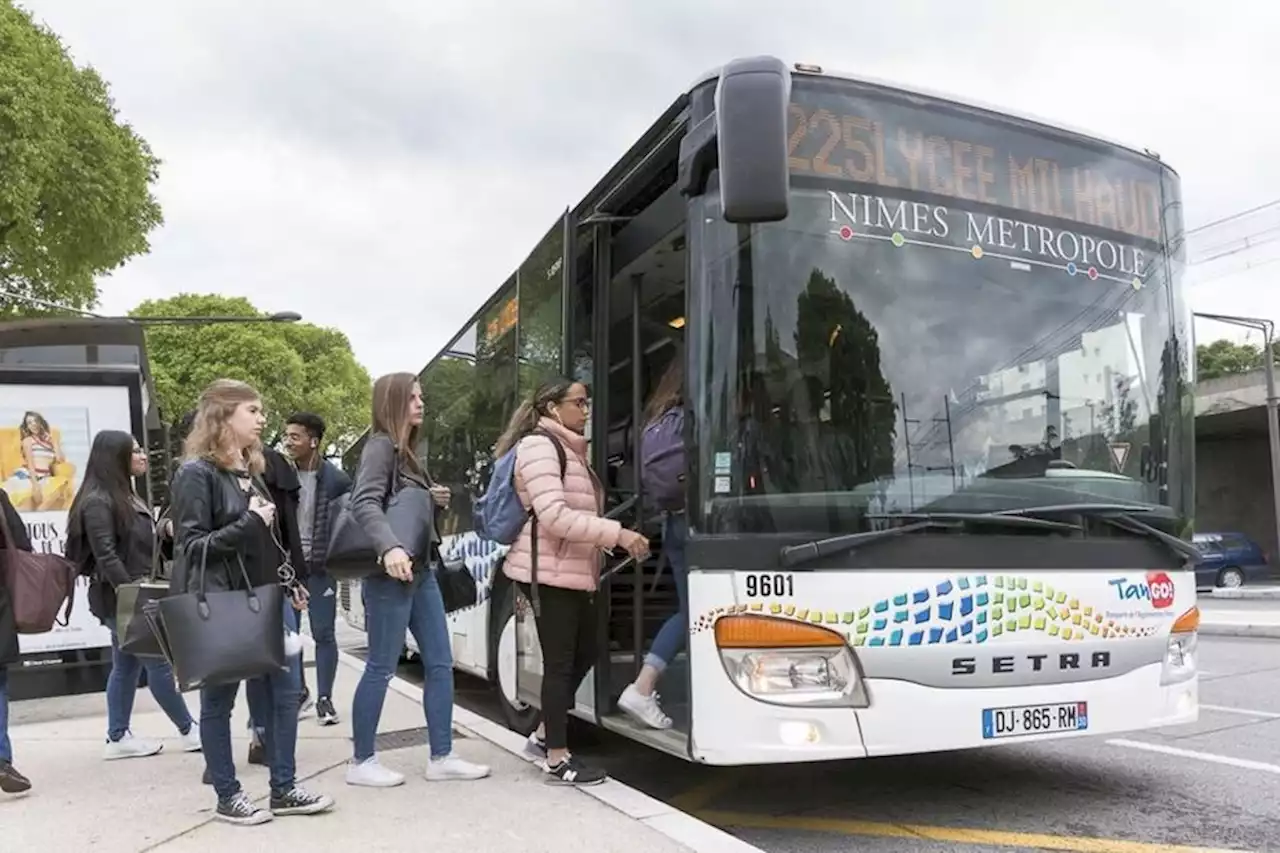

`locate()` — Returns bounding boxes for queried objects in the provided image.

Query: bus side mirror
[678,56,791,224]
[716,56,791,223]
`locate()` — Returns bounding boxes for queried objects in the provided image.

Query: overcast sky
[17,1,1280,372]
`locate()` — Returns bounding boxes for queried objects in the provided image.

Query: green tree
[1196,338,1264,381]
[0,3,162,314]
[130,294,372,449]
[794,268,897,489]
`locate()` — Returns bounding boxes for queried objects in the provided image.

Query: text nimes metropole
[827,191,1153,290]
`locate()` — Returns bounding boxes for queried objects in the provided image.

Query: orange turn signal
[714,614,847,649]
[1172,606,1200,634]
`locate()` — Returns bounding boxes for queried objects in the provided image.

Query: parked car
[1192,532,1269,589]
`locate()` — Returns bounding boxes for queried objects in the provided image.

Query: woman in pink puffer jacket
[496,377,649,786]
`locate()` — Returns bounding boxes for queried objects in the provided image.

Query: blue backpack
[474,428,567,545]
[641,406,686,510]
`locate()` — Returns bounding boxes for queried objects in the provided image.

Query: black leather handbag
[155,538,285,691]
[116,579,169,658]
[327,483,435,580]
[437,564,478,614]
[114,516,174,658]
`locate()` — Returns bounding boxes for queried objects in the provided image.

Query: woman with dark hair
[170,380,333,825]
[618,359,687,729]
[18,410,67,510]
[67,430,199,760]
[498,376,649,785]
[0,488,32,794]
[346,372,490,788]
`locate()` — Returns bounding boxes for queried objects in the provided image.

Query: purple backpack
[640,407,686,510]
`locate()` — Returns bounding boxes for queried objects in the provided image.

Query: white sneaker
[104,731,164,760]
[345,757,405,788]
[617,684,673,730]
[179,722,202,753]
[426,753,491,781]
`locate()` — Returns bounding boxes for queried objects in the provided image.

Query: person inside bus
[498,377,650,785]
[618,360,686,730]
[66,430,200,760]
[0,487,32,795]
[346,372,490,788]
[170,379,334,825]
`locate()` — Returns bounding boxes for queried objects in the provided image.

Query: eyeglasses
[563,396,590,411]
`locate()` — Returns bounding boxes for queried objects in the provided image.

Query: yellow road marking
[668,772,741,813]
[695,810,1253,853]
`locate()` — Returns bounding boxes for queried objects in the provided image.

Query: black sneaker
[270,785,335,816]
[0,761,31,794]
[315,696,339,727]
[215,791,273,826]
[542,754,606,786]
[248,740,266,766]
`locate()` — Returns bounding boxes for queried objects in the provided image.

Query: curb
[323,640,764,853]
[1199,622,1280,640]
[1205,588,1280,600]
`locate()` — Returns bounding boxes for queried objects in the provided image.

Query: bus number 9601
[744,573,795,598]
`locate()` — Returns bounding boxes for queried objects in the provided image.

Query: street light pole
[128,311,302,326]
[1194,311,1280,562]
[0,285,302,326]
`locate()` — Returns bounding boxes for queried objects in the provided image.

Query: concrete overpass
[1196,369,1276,554]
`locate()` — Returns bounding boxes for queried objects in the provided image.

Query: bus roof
[343,59,1175,456]
[686,60,1173,174]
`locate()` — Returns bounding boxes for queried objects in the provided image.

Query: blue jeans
[104,618,194,741]
[247,597,304,736]
[0,666,11,763]
[202,663,300,800]
[352,568,453,761]
[306,570,339,699]
[645,513,689,672]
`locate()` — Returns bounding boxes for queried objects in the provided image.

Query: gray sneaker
[216,791,273,826]
[270,785,335,816]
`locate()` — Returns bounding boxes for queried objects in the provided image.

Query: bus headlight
[714,614,869,708]
[1161,606,1200,686]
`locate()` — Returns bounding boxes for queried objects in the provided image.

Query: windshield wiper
[779,512,1080,569]
[994,503,1200,562]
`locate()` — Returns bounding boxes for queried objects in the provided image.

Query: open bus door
[509,194,692,757]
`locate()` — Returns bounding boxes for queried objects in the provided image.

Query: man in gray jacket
[282,413,352,726]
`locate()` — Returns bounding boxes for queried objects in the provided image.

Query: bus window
[420,322,479,537]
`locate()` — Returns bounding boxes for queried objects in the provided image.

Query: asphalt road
[341,629,1280,853]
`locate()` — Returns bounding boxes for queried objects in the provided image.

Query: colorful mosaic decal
[692,574,1162,645]
[440,532,509,608]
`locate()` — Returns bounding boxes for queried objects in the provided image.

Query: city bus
[339,56,1199,764]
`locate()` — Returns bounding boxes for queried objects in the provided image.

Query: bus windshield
[689,76,1191,538]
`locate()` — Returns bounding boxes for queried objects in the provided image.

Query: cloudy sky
[17,1,1280,372]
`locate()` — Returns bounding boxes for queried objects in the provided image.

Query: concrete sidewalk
[1,648,759,853]
[1199,607,1280,639]
[1199,591,1280,639]
[1203,584,1280,601]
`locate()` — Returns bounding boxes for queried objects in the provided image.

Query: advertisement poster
[1,382,136,653]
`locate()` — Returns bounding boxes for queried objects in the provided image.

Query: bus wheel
[491,583,538,735]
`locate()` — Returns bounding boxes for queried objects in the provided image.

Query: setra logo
[1109,572,1175,609]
